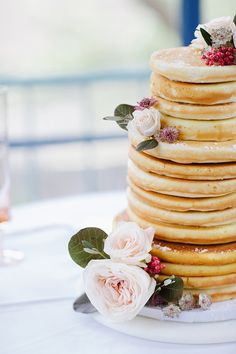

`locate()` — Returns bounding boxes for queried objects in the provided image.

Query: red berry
[201,46,235,66]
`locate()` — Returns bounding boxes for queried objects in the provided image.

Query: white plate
[140,299,236,323]
[94,313,236,344]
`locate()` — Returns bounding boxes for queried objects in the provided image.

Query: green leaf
[117,121,128,131]
[200,27,212,46]
[159,276,184,303]
[68,227,109,268]
[114,104,135,118]
[83,248,101,255]
[103,116,125,122]
[136,139,158,152]
[233,14,236,26]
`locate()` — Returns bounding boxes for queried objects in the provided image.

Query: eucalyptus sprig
[200,27,212,46]
[68,227,109,268]
[147,276,184,305]
[103,104,135,131]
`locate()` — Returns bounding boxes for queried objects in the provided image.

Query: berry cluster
[201,46,235,66]
[144,256,165,275]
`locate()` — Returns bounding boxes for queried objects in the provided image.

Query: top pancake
[150,47,236,83]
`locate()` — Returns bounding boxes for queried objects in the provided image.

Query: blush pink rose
[83,259,156,322]
[104,222,155,266]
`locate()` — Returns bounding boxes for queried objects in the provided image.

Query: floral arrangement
[191,15,236,66]
[103,97,179,152]
[68,222,211,322]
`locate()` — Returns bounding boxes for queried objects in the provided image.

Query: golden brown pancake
[128,182,236,212]
[129,129,236,163]
[161,262,236,277]
[128,160,236,198]
[161,113,236,141]
[128,188,236,226]
[158,274,236,289]
[125,207,236,244]
[186,286,236,302]
[129,145,236,180]
[152,240,236,265]
[156,97,236,120]
[150,47,236,83]
[151,73,236,105]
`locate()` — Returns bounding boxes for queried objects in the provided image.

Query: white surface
[94,314,236,344]
[1,191,236,354]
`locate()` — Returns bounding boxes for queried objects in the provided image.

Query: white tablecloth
[1,191,236,354]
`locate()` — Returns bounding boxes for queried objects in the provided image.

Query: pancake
[156,97,236,120]
[129,145,236,180]
[161,113,236,141]
[129,129,236,163]
[128,182,236,212]
[126,207,236,244]
[186,285,236,302]
[151,73,236,105]
[161,261,236,277]
[150,46,236,83]
[151,240,236,265]
[128,188,236,226]
[158,274,236,289]
[128,160,236,198]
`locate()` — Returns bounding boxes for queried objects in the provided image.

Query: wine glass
[0,87,24,265]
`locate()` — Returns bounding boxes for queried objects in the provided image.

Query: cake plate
[92,299,236,344]
[93,312,236,344]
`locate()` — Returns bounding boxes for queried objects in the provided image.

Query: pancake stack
[126,46,236,302]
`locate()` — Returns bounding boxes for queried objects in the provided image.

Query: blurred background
[0,0,235,204]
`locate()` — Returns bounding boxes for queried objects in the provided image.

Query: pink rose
[83,259,156,322]
[104,222,155,266]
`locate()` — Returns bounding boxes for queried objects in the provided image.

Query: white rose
[83,259,156,322]
[128,108,160,137]
[104,222,154,266]
[207,16,235,32]
[191,16,236,49]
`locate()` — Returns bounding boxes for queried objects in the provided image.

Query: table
[1,191,236,354]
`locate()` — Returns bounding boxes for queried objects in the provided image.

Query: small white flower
[104,222,155,267]
[179,293,195,311]
[163,304,181,318]
[198,293,212,310]
[191,16,236,49]
[83,259,156,322]
[128,108,160,137]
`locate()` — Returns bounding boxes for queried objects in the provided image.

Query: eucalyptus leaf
[159,277,184,303]
[114,104,135,118]
[233,14,236,26]
[117,121,128,131]
[136,139,158,152]
[82,240,94,249]
[200,27,212,46]
[73,293,96,313]
[68,227,109,268]
[103,116,125,122]
[83,248,101,255]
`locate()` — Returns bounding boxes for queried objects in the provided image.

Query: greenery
[158,276,184,303]
[68,227,109,268]
[200,27,212,46]
[136,138,158,152]
[103,103,135,131]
